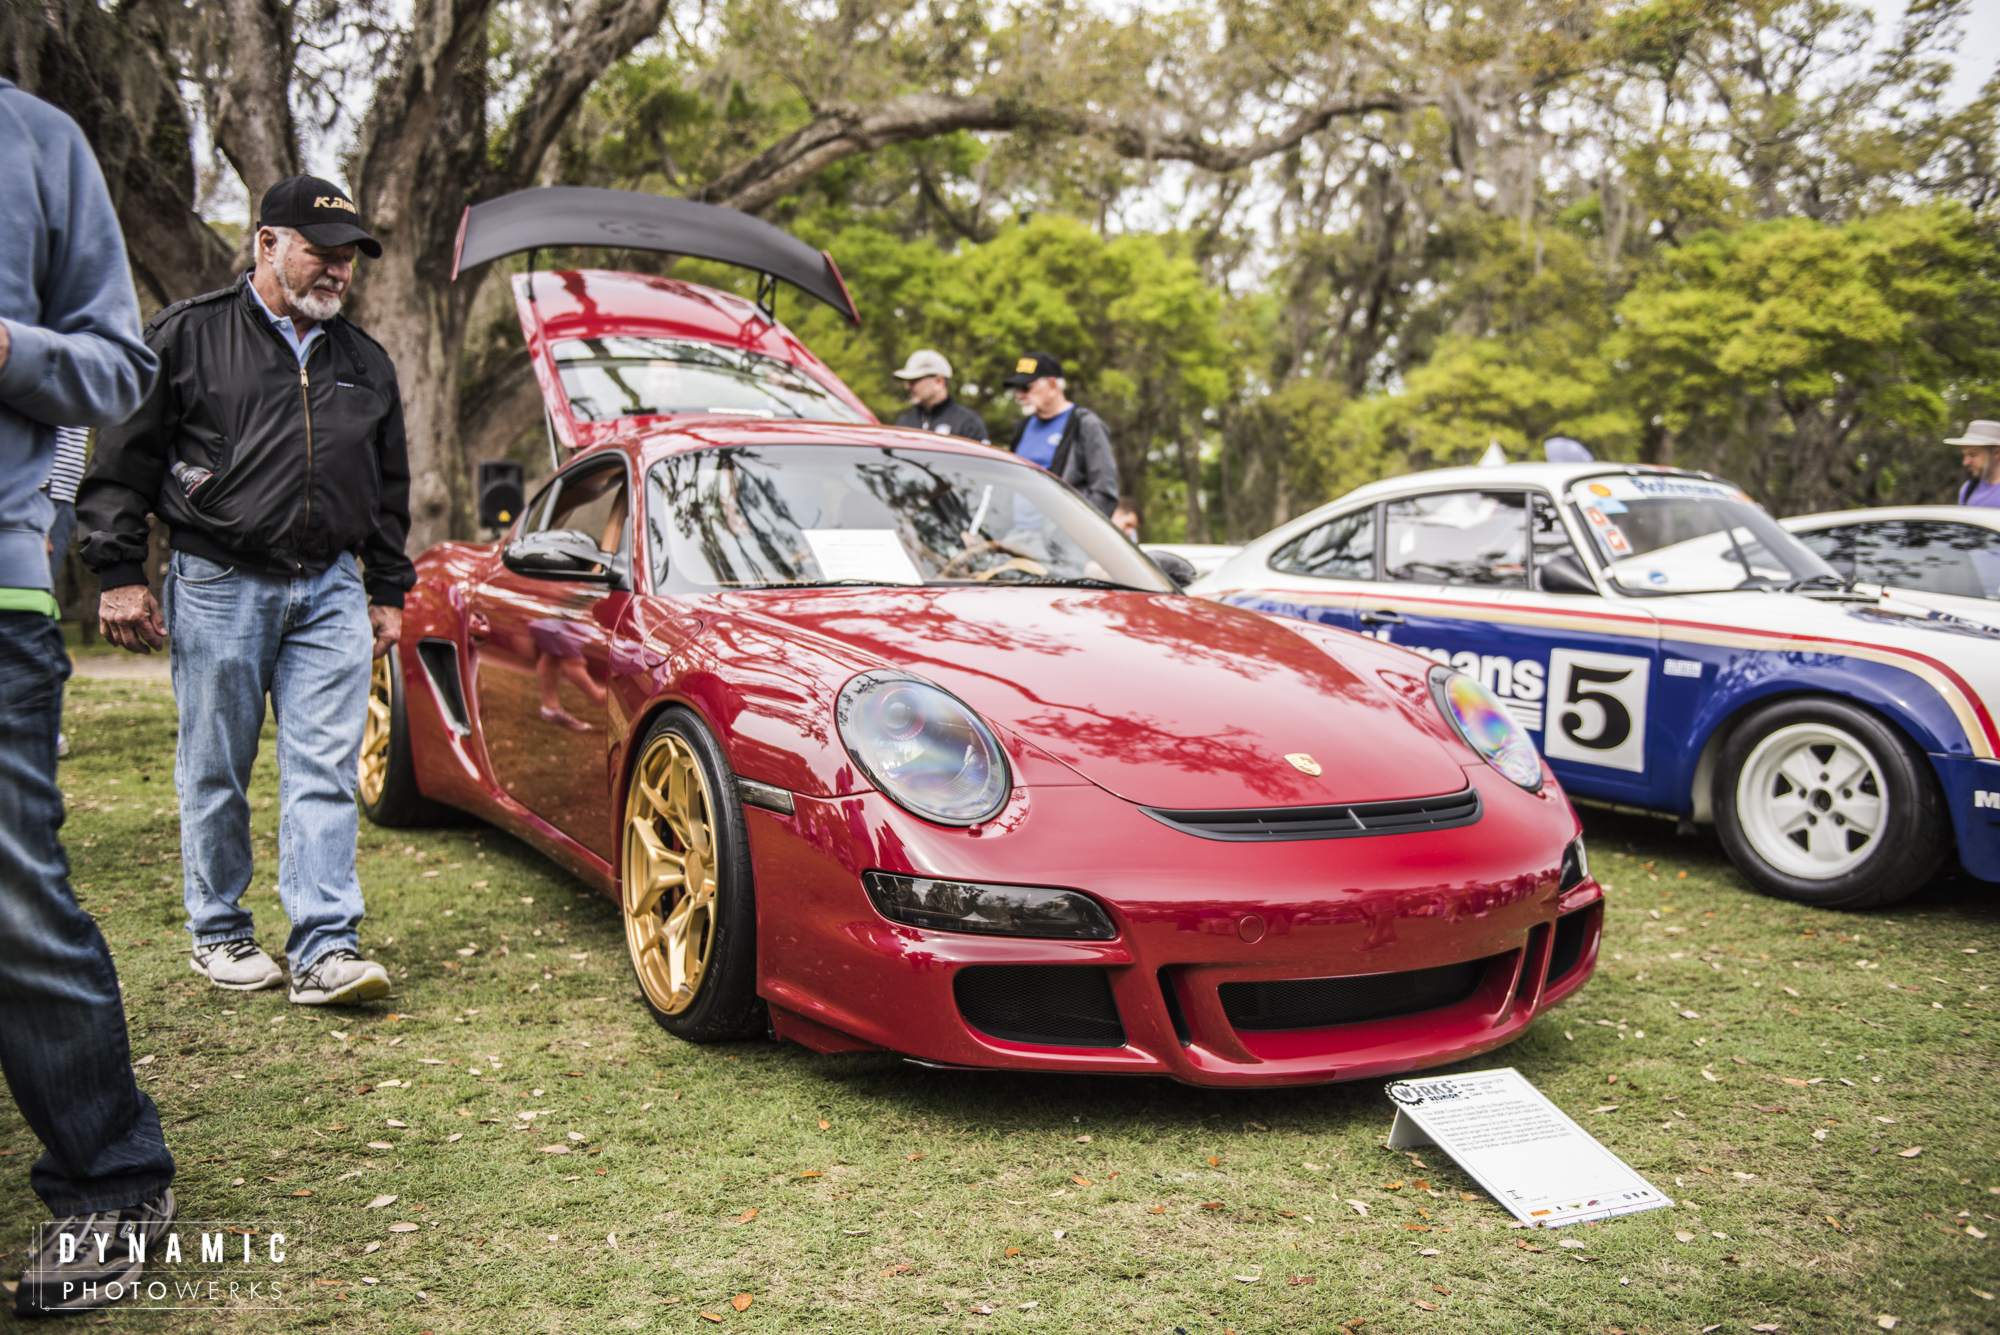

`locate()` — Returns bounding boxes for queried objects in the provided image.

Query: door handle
[1358,609,1406,626]
[467,612,490,644]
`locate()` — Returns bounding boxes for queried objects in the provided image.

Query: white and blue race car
[1192,462,2000,909]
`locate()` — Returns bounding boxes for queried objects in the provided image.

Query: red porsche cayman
[360,189,1602,1087]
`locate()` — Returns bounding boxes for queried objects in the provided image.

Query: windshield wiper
[1006,576,1155,592]
[764,579,904,589]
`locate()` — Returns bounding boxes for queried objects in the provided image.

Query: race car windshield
[552,337,868,424]
[644,444,1173,592]
[1568,476,1836,594]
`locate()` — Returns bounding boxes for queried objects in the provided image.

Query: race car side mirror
[1144,549,1198,588]
[1538,554,1599,595]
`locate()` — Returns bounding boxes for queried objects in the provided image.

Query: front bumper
[750,764,1601,1087]
[1934,755,2000,883]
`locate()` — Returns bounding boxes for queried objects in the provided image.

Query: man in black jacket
[78,176,413,1007]
[892,349,988,442]
[1003,351,1119,516]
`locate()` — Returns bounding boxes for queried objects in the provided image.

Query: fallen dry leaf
[907,1153,925,1162]
[1417,1248,1440,1257]
[1200,1201,1224,1210]
[818,1120,830,1130]
[1075,1134,1091,1144]
[1005,1247,1021,1257]
[364,1195,397,1209]
[880,1263,911,1278]
[1876,1319,1898,1331]
[1146,1207,1165,1215]
[1381,1180,1405,1190]
[367,1141,394,1150]
[1412,1180,1429,1190]
[731,1295,753,1312]
[1558,1239,1585,1249]
[1515,1241,1544,1253]
[446,1133,463,1143]
[1208,1156,1221,1167]
[1675,1230,1696,1242]
[538,1145,570,1155]
[1414,1300,1440,1311]
[1460,1192,1478,1202]
[1346,1200,1371,1217]
[1403,1224,1431,1233]
[1072,1176,1092,1187]
[1749,1326,1780,1333]
[1289,1276,1317,1285]
[799,1170,823,1179]
[1781,1078,1809,1087]
[290,1190,313,1197]
[387,1223,418,1233]
[699,1314,722,1324]
[733,1208,759,1223]
[1898,1147,1924,1158]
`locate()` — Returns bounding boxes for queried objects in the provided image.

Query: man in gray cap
[79,174,412,1006]
[893,350,988,442]
[1948,420,2000,508]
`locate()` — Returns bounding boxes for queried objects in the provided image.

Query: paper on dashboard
[802,530,925,585]
[1384,1067,1671,1228]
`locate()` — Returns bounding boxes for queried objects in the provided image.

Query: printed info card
[1384,1068,1672,1228]
[802,530,925,585]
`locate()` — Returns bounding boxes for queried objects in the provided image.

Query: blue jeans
[166,551,373,972]
[0,612,175,1213]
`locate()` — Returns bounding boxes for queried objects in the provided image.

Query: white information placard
[802,530,925,586]
[1385,1068,1672,1228]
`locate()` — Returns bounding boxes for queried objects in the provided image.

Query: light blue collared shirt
[247,280,326,368]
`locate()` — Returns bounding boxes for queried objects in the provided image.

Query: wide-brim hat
[258,175,382,259]
[1945,420,2000,447]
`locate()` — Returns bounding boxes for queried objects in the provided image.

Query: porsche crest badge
[1285,753,1322,776]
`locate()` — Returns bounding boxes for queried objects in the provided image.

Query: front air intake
[954,966,1125,1048]
[1548,905,1595,983]
[1219,956,1493,1031]
[1139,787,1481,842]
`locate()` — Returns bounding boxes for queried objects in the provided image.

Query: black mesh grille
[954,966,1125,1048]
[1140,788,1480,842]
[1219,956,1493,1031]
[1548,907,1593,983]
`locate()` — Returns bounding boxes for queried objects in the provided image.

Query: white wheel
[1733,721,1887,880]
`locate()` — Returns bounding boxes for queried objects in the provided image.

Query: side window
[1385,491,1528,588]
[539,462,629,556]
[1270,507,1375,580]
[1853,521,2000,600]
[1530,494,1580,586]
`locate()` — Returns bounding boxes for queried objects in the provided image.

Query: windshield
[643,444,1173,593]
[1568,475,1837,593]
[552,337,868,424]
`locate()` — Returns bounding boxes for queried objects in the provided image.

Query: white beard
[287,280,343,322]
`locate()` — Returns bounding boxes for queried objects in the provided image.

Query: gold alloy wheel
[358,653,393,806]
[624,732,719,1015]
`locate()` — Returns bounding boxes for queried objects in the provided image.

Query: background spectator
[893,350,988,442]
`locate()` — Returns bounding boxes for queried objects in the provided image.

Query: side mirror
[1538,553,1599,595]
[503,529,617,584]
[1143,548,1198,589]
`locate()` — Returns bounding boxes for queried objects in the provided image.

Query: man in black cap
[1003,351,1119,516]
[78,175,413,1006]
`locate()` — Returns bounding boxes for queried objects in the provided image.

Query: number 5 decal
[1543,648,1650,773]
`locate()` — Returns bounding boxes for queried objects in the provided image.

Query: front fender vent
[415,639,470,736]
[1139,787,1480,842]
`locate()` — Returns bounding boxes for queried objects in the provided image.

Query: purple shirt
[1962,479,2000,509]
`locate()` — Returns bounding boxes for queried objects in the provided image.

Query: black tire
[357,645,459,828]
[1713,697,1945,909]
[621,708,764,1042]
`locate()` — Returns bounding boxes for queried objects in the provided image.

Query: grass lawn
[2,676,1995,1334]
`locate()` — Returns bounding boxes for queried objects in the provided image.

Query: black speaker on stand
[477,460,525,532]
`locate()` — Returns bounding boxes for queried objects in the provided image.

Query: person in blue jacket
[0,77,178,1315]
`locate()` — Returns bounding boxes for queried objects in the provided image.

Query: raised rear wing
[451,187,860,326]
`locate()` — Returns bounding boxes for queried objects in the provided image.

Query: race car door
[467,455,631,863]
[1352,487,1664,801]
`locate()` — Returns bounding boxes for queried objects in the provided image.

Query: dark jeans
[0,611,174,1213]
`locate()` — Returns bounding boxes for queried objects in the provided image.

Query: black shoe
[14,1189,177,1317]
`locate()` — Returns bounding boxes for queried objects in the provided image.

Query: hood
[733,587,1472,810]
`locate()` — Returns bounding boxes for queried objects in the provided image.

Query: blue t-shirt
[1962,479,2000,509]
[1013,408,1072,531]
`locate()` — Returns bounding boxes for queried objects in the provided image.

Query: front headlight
[1428,665,1544,792]
[836,671,1012,825]
[1560,835,1590,892]
[863,872,1116,939]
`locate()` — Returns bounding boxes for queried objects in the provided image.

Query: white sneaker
[190,938,285,990]
[288,948,390,1005]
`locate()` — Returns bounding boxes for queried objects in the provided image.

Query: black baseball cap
[1004,350,1063,389]
[257,175,381,258]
